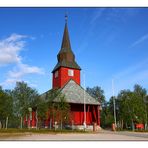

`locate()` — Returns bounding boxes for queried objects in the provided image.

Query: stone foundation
[70,125,101,131]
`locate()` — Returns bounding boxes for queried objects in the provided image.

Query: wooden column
[93,106,97,121]
[97,105,101,126]
[45,111,49,128]
[87,105,90,125]
[31,111,36,128]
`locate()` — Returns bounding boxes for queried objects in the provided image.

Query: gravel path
[1,131,148,141]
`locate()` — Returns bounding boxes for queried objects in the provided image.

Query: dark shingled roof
[52,20,81,73]
[52,59,81,72]
[41,80,100,105]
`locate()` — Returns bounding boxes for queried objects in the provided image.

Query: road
[0,130,148,141]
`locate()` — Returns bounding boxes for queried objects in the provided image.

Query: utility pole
[112,79,117,128]
[144,97,148,130]
[83,72,86,130]
[20,116,23,129]
[5,116,8,129]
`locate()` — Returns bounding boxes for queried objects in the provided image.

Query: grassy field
[0,128,91,139]
[0,128,147,133]
[0,128,91,134]
[0,128,147,139]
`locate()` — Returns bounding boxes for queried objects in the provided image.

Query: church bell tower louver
[52,15,81,89]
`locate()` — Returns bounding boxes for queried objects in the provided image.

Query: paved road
[1,130,148,141]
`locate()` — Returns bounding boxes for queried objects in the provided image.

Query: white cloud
[113,58,148,79]
[0,33,45,88]
[90,8,106,24]
[1,63,45,87]
[91,8,140,26]
[1,62,45,87]
[0,33,27,66]
[110,59,148,96]
[112,69,148,97]
[130,33,148,48]
[5,33,27,42]
[8,63,44,79]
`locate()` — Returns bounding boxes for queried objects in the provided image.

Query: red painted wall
[31,111,36,127]
[23,111,36,128]
[27,104,101,128]
[70,104,100,125]
[52,67,80,89]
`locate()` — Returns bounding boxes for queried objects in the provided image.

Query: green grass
[0,128,91,134]
[0,128,92,139]
[115,128,148,132]
[134,129,148,132]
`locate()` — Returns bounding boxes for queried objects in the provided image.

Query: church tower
[52,15,81,89]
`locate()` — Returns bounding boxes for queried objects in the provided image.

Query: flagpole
[112,79,117,128]
[83,72,86,130]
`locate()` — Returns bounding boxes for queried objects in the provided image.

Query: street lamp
[83,72,86,130]
[144,97,148,130]
[28,107,32,129]
[112,79,117,128]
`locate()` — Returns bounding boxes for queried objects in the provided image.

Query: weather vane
[65,12,68,23]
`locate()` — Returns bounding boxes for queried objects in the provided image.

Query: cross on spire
[65,13,68,23]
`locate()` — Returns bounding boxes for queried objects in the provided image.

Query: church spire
[60,14,72,52]
[52,15,81,73]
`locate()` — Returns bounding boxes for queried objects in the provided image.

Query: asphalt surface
[0,130,148,141]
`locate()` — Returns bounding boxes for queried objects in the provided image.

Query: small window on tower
[68,69,74,76]
[55,71,58,78]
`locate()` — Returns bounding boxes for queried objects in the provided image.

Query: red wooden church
[27,16,101,130]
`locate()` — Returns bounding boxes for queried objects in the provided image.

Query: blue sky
[0,8,148,100]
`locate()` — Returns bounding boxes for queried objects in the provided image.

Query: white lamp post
[83,72,86,130]
[28,107,32,129]
[112,79,117,128]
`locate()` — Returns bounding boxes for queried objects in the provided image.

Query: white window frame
[68,69,74,76]
[55,71,58,78]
